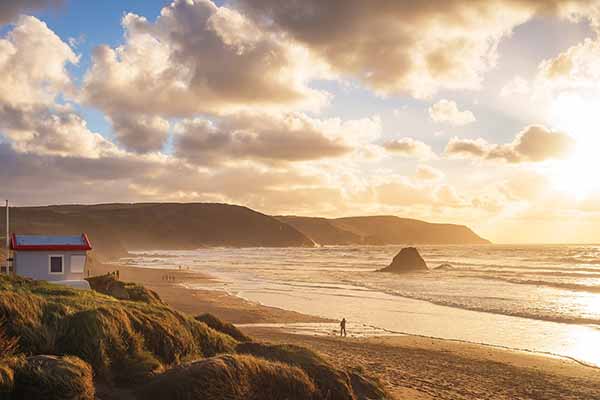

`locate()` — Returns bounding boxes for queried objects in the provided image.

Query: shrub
[195,313,251,342]
[136,354,318,400]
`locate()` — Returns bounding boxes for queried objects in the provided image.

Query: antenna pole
[5,200,8,250]
[5,200,8,275]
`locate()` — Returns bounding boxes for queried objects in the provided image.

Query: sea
[120,245,600,367]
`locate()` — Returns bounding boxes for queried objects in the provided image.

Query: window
[70,255,86,273]
[49,255,64,274]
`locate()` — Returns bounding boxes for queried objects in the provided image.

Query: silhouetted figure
[340,318,347,337]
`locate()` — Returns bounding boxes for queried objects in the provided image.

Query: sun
[548,94,600,199]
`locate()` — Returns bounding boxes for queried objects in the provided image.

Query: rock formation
[378,247,428,273]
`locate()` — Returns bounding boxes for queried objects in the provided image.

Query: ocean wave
[375,288,600,326]
[474,276,600,294]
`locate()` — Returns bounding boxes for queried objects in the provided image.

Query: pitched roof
[10,234,92,251]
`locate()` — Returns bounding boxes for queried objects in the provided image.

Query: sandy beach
[92,261,600,400]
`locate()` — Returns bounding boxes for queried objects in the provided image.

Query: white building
[10,234,92,287]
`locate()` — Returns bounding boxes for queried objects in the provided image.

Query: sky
[2,0,600,243]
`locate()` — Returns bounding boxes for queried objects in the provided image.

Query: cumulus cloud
[445,125,574,163]
[0,16,78,106]
[416,164,444,181]
[236,0,599,98]
[429,99,476,126]
[82,0,328,118]
[109,114,170,153]
[0,17,117,158]
[174,112,381,165]
[537,37,600,90]
[383,138,436,160]
[0,0,63,25]
[0,104,118,158]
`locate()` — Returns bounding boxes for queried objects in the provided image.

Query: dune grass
[195,313,251,342]
[237,342,389,400]
[0,275,236,385]
[0,274,389,399]
[86,274,162,304]
[9,355,95,400]
[137,354,318,400]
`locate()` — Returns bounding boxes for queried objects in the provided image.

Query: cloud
[429,99,476,126]
[445,125,575,163]
[174,112,381,165]
[500,76,530,97]
[383,138,436,160]
[416,164,444,181]
[0,16,78,107]
[0,104,119,158]
[109,114,170,153]
[235,0,599,98]
[82,0,328,118]
[537,37,600,90]
[0,17,116,158]
[0,0,63,25]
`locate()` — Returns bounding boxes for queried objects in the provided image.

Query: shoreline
[92,260,600,399]
[91,261,330,324]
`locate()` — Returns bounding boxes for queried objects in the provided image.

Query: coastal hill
[1,203,489,260]
[275,216,362,245]
[1,203,314,259]
[279,215,490,245]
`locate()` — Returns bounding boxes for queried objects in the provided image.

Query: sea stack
[378,247,428,273]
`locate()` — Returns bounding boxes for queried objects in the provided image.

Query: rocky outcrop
[378,247,428,273]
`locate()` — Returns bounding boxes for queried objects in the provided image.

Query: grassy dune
[0,275,388,399]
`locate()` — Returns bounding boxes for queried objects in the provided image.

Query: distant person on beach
[340,318,347,337]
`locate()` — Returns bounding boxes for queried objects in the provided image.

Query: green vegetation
[137,354,318,400]
[238,342,356,400]
[195,313,252,342]
[0,275,235,385]
[0,275,388,399]
[87,274,162,304]
[7,355,95,400]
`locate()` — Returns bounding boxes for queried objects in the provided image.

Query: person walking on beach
[340,318,347,337]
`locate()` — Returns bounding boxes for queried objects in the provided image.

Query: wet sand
[93,261,600,400]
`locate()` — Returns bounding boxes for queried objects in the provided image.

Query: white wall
[14,251,87,281]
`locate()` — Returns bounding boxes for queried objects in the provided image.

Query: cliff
[277,216,361,245]
[279,215,490,246]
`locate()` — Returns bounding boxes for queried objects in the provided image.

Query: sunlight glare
[549,95,600,199]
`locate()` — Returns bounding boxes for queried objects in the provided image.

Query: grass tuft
[137,354,318,400]
[195,313,251,342]
[86,274,162,304]
[10,355,95,400]
[0,274,236,386]
[237,342,355,399]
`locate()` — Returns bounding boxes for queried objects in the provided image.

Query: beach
[93,261,600,400]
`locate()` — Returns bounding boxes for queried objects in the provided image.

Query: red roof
[10,234,92,251]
